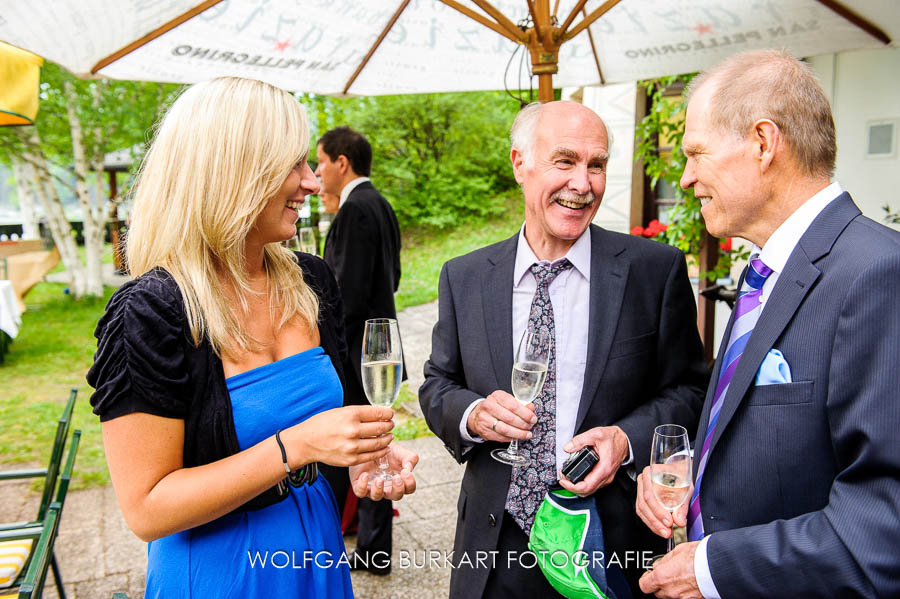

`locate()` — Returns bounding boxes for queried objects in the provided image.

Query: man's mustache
[549,189,595,206]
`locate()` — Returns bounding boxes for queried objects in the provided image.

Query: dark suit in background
[324,180,403,407]
[420,225,709,598]
[322,179,402,565]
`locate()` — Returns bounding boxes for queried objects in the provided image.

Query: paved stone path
[0,299,462,598]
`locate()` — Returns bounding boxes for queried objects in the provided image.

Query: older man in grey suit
[420,101,709,599]
[636,49,900,599]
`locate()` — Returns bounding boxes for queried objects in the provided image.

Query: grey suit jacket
[419,225,709,598]
[695,193,900,598]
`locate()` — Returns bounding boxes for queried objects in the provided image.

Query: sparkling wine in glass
[361,318,403,485]
[298,227,317,255]
[491,328,550,467]
[649,424,692,565]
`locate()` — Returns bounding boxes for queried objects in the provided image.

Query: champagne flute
[361,318,404,486]
[649,424,692,565]
[282,230,301,251]
[491,328,550,466]
[298,227,317,255]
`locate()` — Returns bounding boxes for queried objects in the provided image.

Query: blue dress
[145,347,354,598]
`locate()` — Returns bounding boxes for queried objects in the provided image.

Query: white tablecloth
[0,280,21,338]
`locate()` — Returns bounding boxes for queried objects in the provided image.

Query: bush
[305,91,521,229]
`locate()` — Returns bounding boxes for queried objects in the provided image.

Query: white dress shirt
[694,181,843,599]
[459,226,633,470]
[338,176,370,210]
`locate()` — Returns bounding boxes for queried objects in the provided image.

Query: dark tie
[506,258,573,533]
[688,254,772,541]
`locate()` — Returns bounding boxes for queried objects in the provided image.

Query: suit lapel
[483,235,517,392]
[706,193,859,456]
[574,226,629,432]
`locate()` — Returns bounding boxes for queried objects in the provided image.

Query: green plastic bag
[528,488,618,599]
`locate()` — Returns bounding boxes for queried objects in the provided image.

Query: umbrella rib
[558,0,589,38]
[438,0,525,42]
[90,0,224,74]
[582,7,604,84]
[813,0,891,45]
[562,0,622,42]
[343,0,413,95]
[471,0,524,40]
[525,0,544,41]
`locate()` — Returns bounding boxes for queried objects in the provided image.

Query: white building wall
[809,48,900,232]
[563,82,636,234]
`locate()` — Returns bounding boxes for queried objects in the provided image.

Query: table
[0,280,20,361]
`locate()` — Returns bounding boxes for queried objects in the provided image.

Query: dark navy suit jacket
[695,193,900,598]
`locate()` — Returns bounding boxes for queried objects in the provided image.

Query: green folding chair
[0,389,79,599]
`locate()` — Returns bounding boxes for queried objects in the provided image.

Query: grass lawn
[0,283,113,489]
[395,189,524,310]
[0,191,524,488]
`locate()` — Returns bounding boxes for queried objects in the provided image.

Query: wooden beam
[562,0,622,42]
[697,232,720,364]
[526,0,545,44]
[582,6,604,84]
[343,0,413,95]
[91,0,224,73]
[438,0,524,42]
[630,85,650,231]
[558,0,589,40]
[814,0,891,45]
[471,0,524,41]
[552,0,562,20]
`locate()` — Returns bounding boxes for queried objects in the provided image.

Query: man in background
[315,126,403,575]
[636,49,900,599]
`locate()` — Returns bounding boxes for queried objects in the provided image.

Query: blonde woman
[87,77,417,598]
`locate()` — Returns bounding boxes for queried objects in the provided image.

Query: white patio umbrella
[0,0,896,102]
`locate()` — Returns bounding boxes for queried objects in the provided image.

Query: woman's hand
[350,443,419,501]
[285,405,395,468]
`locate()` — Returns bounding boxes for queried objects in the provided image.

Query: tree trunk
[11,158,40,239]
[16,129,87,296]
[64,80,104,297]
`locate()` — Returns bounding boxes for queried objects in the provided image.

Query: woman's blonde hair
[126,77,319,357]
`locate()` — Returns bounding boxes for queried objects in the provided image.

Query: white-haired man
[420,101,709,598]
[636,49,900,599]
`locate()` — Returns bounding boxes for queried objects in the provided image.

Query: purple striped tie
[687,255,772,541]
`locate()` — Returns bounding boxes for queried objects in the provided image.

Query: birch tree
[0,62,176,298]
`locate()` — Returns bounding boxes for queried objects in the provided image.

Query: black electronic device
[560,446,599,484]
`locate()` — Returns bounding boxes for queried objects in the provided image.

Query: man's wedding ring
[492,418,500,432]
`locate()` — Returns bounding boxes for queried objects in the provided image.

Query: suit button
[489,514,496,527]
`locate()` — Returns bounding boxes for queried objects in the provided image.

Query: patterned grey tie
[506,258,573,533]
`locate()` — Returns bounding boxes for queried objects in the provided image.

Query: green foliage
[395,189,524,310]
[0,63,178,174]
[883,205,900,224]
[302,91,520,229]
[634,74,749,281]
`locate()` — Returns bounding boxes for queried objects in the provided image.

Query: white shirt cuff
[621,434,634,466]
[694,535,721,599]
[459,398,486,444]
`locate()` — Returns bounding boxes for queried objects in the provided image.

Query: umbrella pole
[528,0,558,103]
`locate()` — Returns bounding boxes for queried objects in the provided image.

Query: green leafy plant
[302,91,520,230]
[634,74,749,281]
